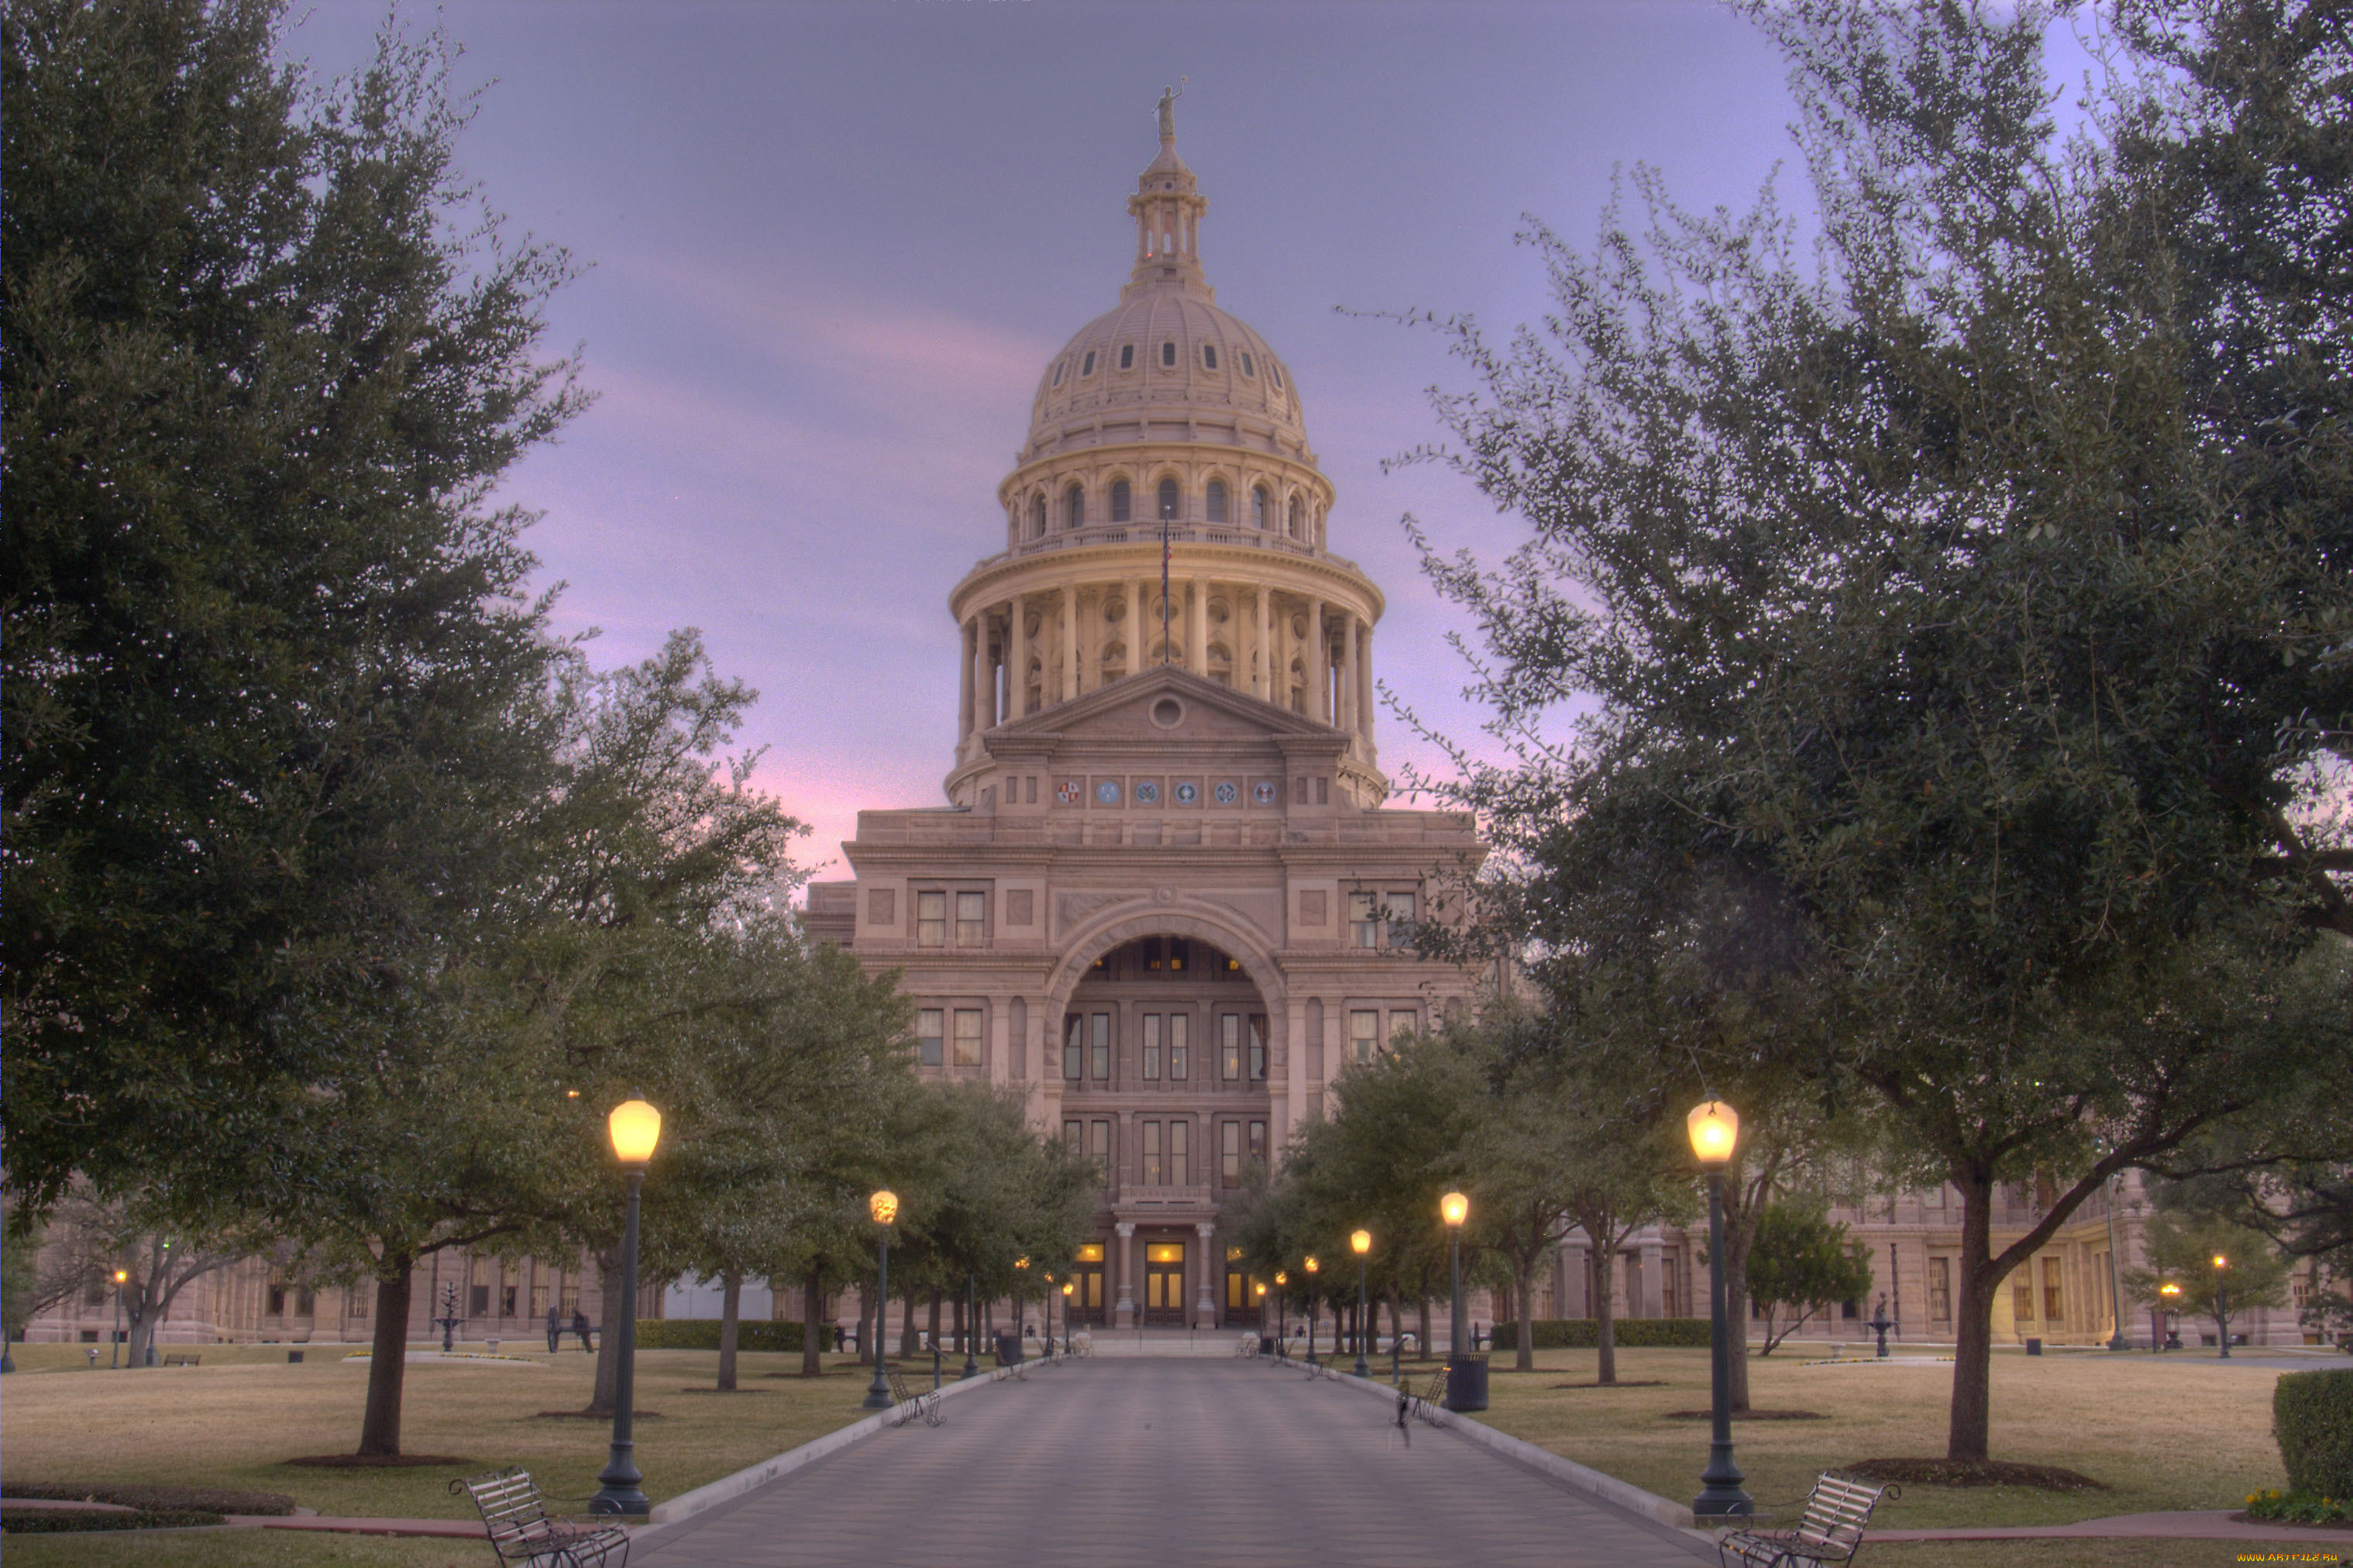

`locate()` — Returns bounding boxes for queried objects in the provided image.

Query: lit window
[1120,344,1135,370]
[918,1008,944,1067]
[1158,477,1178,521]
[1240,351,1255,377]
[1082,349,1096,376]
[1206,480,1227,523]
[1220,1013,1241,1081]
[1161,340,1176,367]
[953,1008,983,1067]
[1169,1012,1189,1079]
[1252,487,1270,529]
[1143,1014,1161,1080]
[1202,344,1218,370]
[1065,484,1085,530]
[1111,480,1131,523]
[955,890,985,945]
[1350,1009,1380,1064]
[917,891,947,947]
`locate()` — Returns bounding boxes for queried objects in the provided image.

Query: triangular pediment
[982,665,1341,755]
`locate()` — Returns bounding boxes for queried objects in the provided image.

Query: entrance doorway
[1224,1246,1261,1326]
[1069,1243,1107,1327]
[1144,1242,1187,1325]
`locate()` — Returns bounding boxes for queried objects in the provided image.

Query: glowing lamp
[1687,1099,1739,1168]
[2212,1253,2228,1271]
[1440,1191,1469,1229]
[1275,1271,1287,1286]
[1305,1256,1319,1274]
[1061,1281,1074,1297]
[607,1099,662,1165]
[869,1189,899,1226]
[1350,1229,1372,1256]
[113,1269,128,1284]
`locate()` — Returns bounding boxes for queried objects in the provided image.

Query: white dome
[1025,289,1307,460]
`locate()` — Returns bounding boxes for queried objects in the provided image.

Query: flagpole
[1161,507,1171,666]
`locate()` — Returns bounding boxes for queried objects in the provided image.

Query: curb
[1313,1363,1697,1531]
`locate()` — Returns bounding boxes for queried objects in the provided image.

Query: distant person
[832,1323,845,1353]
[545,1305,562,1353]
[572,1308,593,1352]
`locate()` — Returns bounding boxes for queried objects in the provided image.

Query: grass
[2,1343,894,1522]
[1468,1346,2297,1530]
[0,1533,489,1568]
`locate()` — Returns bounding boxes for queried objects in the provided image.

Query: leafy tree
[1394,0,2353,1462]
[2122,1210,2293,1347]
[2,0,585,1207]
[1743,1202,1873,1356]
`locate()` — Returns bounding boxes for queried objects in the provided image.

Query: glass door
[1144,1242,1187,1326]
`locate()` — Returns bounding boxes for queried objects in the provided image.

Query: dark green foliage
[0,1509,225,1532]
[2274,1369,2353,1501]
[0,1484,294,1515]
[633,1319,807,1353]
[1746,1204,1876,1355]
[1490,1319,1712,1350]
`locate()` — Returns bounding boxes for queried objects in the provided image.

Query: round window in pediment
[1151,697,1185,729]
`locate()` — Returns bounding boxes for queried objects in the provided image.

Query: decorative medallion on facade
[1253,781,1278,806]
[1174,781,1199,804]
[1096,779,1122,805]
[1058,779,1082,805]
[1213,781,1238,805]
[1135,781,1161,804]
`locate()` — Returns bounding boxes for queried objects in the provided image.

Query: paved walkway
[635,1359,1710,1566]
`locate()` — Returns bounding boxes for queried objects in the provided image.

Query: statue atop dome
[1158,82,1182,142]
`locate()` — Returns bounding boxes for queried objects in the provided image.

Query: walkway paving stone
[636,1358,1709,1566]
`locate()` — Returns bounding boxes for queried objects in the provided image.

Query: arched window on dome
[1082,350,1096,377]
[1206,480,1228,524]
[1240,351,1256,377]
[1252,487,1271,530]
[1065,484,1085,531]
[1288,496,1304,539]
[1051,361,1065,388]
[1111,480,1132,524]
[1161,341,1176,368]
[1157,477,1179,522]
[1202,344,1219,371]
[1030,495,1047,540]
[1119,344,1135,370]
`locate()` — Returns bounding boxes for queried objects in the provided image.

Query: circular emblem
[1253,781,1278,806]
[1056,779,1081,806]
[1213,781,1238,805]
[1095,779,1122,805]
[1173,781,1199,804]
[1134,781,1160,804]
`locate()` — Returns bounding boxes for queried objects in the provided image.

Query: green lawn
[1468,1346,2303,1530]
[2,1343,889,1522]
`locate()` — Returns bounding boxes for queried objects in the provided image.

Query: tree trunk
[126,1303,154,1369]
[588,1246,624,1415]
[1594,1243,1619,1385]
[952,1292,966,1355]
[801,1267,825,1377]
[927,1291,942,1356]
[1418,1296,1432,1360]
[358,1261,413,1456]
[1513,1258,1536,1373]
[1948,1171,1997,1461]
[900,1289,918,1357]
[716,1271,741,1392]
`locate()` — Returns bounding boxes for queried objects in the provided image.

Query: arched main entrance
[1058,932,1272,1328]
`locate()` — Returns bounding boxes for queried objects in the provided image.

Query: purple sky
[276,2,1913,879]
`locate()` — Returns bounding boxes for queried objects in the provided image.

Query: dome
[1025,292,1306,462]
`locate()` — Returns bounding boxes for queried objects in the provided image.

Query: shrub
[1491,1318,1713,1350]
[2245,1487,2348,1525]
[1,1510,225,1533]
[2274,1368,2353,1500]
[634,1319,806,1353]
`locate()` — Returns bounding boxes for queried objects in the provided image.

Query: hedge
[1491,1318,1713,1350]
[2275,1367,2353,1500]
[635,1319,807,1353]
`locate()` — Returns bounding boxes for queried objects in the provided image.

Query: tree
[2,0,586,1208]
[2123,1210,2293,1347]
[1743,1203,1874,1356]
[1395,0,2353,1463]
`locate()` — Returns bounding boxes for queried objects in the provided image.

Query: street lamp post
[1351,1229,1373,1379]
[1273,1271,1288,1360]
[1303,1257,1320,1367]
[590,1097,662,1517]
[1688,1096,1753,1518]
[109,1270,127,1369]
[1060,1281,1074,1356]
[862,1190,898,1411]
[2104,1174,2130,1350]
[2153,1281,2179,1351]
[2213,1253,2231,1360]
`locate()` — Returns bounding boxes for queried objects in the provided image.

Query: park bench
[1395,1363,1450,1440]
[451,1467,629,1568]
[1235,1332,1260,1358]
[882,1363,944,1429]
[162,1353,201,1367]
[1716,1473,1899,1568]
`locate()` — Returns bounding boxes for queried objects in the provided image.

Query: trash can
[996,1332,1023,1367]
[1443,1354,1489,1412]
[287,1350,304,1363]
[2024,1339,2042,1356]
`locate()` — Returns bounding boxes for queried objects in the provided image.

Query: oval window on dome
[1206,480,1228,524]
[1158,477,1179,521]
[1161,341,1176,368]
[1240,351,1256,377]
[1082,350,1096,377]
[1202,344,1219,370]
[1120,344,1135,370]
[1111,480,1131,523]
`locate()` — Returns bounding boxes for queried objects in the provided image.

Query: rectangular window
[349,1289,368,1319]
[1929,1257,1952,1322]
[1091,1013,1111,1080]
[1220,1120,1242,1188]
[1169,1012,1189,1079]
[917,890,947,947]
[1388,889,1416,948]
[1064,1119,1082,1152]
[1142,1013,1161,1080]
[530,1284,549,1321]
[1090,1119,1112,1184]
[1350,1009,1381,1064]
[955,891,985,946]
[1143,1120,1163,1185]
[2014,1281,2035,1322]
[1221,1013,1241,1081]
[1388,1009,1416,1046]
[267,1279,287,1315]
[1349,892,1378,948]
[953,1008,983,1067]
[1247,1015,1267,1081]
[1170,1120,1189,1186]
[1248,1120,1266,1169]
[561,1283,580,1316]
[469,1284,490,1316]
[501,1284,518,1317]
[2042,1257,2065,1323]
[918,1009,944,1068]
[1064,1015,1082,1081]
[298,1286,316,1316]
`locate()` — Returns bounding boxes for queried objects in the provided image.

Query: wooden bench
[451,1467,629,1568]
[1394,1363,1450,1442]
[882,1363,943,1429]
[1717,1473,1898,1568]
[162,1353,201,1367]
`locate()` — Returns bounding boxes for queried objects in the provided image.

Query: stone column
[1008,593,1027,720]
[1075,588,1093,697]
[1189,578,1209,677]
[958,617,976,741]
[1639,1236,1664,1318]
[1306,599,1326,722]
[1357,622,1374,740]
[978,613,998,731]
[1340,614,1360,737]
[1059,589,1076,703]
[1130,576,1147,669]
[1195,1222,1218,1326]
[1115,1221,1137,1328]
[1255,590,1272,700]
